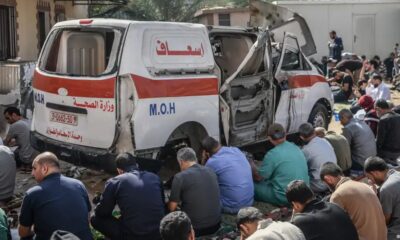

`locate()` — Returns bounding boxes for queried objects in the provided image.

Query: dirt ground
[329,83,400,133]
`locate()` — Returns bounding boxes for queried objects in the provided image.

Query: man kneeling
[236,207,305,240]
[91,153,165,240]
[286,180,358,240]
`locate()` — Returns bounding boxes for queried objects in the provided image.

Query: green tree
[90,0,250,21]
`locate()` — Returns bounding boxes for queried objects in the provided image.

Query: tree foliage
[90,0,250,21]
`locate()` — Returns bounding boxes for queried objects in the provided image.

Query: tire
[308,103,329,129]
[158,123,207,181]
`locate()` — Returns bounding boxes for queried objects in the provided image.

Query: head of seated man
[319,162,345,191]
[285,180,314,213]
[115,152,139,174]
[364,156,390,186]
[374,98,391,118]
[267,123,287,146]
[338,108,353,126]
[314,127,327,138]
[3,107,22,125]
[32,152,61,183]
[236,206,306,240]
[236,207,264,239]
[298,123,317,144]
[160,211,195,240]
[200,136,221,164]
[370,74,383,88]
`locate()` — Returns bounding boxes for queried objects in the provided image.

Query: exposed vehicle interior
[40,28,120,77]
[210,31,275,146]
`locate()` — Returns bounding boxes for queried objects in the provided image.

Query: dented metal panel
[249,0,317,56]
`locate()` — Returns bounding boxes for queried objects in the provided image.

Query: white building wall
[275,1,400,61]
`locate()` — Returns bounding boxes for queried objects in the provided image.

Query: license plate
[50,111,78,126]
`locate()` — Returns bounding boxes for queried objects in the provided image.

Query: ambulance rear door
[33,22,126,149]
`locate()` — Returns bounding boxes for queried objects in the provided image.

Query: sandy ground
[329,82,400,133]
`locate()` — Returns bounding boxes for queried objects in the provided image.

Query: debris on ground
[65,166,87,179]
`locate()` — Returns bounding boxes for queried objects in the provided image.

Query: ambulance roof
[54,19,206,29]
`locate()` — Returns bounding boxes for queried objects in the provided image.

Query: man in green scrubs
[0,208,10,240]
[254,123,310,206]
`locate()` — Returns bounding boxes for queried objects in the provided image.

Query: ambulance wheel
[308,103,329,129]
[158,122,207,181]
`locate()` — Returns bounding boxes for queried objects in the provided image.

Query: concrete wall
[14,0,88,61]
[16,1,38,61]
[197,11,250,27]
[197,16,208,25]
[211,11,250,27]
[231,11,250,27]
[276,1,400,61]
[64,2,88,20]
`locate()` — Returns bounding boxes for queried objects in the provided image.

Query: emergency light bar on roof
[54,0,127,5]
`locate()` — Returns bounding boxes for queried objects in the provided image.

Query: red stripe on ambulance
[131,74,219,99]
[288,75,327,89]
[33,71,115,98]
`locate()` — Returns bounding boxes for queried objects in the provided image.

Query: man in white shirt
[366,74,391,101]
[236,207,305,240]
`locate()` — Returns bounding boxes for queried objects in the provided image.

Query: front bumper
[31,132,162,174]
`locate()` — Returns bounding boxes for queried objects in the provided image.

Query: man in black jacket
[375,99,400,165]
[91,153,165,240]
[286,180,358,240]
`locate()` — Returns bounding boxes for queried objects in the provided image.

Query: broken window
[0,5,16,60]
[280,36,304,71]
[39,28,123,77]
[281,49,300,71]
[302,54,312,71]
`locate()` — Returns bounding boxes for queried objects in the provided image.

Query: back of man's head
[298,123,315,139]
[267,123,286,141]
[115,152,138,171]
[320,162,343,180]
[372,74,383,82]
[160,211,193,240]
[338,109,353,120]
[35,152,60,169]
[369,59,379,70]
[200,137,220,154]
[177,147,197,163]
[332,70,342,78]
[4,106,21,116]
[375,99,390,110]
[236,207,263,227]
[286,180,314,204]
[364,156,389,173]
[373,55,380,62]
[314,127,326,138]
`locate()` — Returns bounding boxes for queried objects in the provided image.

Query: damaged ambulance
[31,1,333,171]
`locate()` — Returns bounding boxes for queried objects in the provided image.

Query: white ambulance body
[31,1,333,171]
